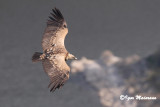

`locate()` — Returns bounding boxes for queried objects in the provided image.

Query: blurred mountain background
[0,0,160,107]
[71,49,160,107]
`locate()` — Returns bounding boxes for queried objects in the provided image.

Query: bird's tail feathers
[32,52,43,62]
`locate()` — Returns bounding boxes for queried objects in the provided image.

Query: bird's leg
[44,44,55,58]
[65,53,77,61]
[42,49,54,59]
[40,53,46,60]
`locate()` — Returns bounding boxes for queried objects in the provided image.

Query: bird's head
[66,53,77,61]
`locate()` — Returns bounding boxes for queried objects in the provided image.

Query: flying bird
[32,8,77,92]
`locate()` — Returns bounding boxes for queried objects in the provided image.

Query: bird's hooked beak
[71,55,77,60]
[66,53,77,60]
[74,57,77,60]
[71,54,77,60]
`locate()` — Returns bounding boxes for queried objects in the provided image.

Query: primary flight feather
[32,8,77,92]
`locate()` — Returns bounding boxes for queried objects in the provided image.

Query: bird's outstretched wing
[42,8,68,52]
[42,53,70,92]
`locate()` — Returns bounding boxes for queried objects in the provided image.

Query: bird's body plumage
[32,8,76,92]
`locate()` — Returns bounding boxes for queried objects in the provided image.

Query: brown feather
[32,8,72,93]
[42,8,68,53]
[42,53,70,92]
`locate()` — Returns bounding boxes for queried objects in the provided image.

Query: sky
[1,0,160,59]
[0,0,160,107]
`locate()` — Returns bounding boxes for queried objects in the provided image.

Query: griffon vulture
[32,8,77,92]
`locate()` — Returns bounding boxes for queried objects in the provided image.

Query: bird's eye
[63,24,67,28]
